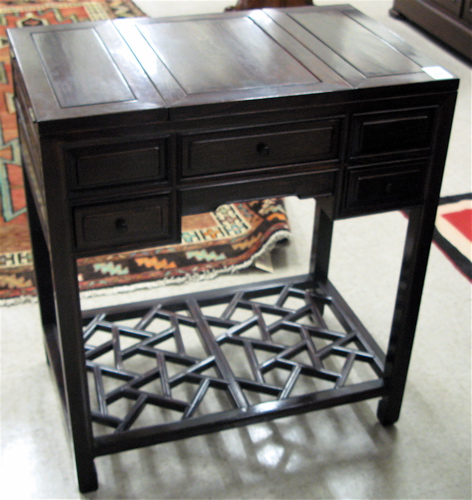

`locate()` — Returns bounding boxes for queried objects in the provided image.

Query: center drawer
[180,119,340,177]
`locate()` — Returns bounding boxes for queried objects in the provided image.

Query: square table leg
[23,170,99,493]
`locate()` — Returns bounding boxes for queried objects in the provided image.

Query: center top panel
[137,16,319,94]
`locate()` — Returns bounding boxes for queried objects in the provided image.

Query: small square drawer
[345,161,428,214]
[180,119,340,177]
[74,195,172,251]
[350,108,436,159]
[66,138,168,190]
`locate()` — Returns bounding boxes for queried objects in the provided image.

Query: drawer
[74,196,172,251]
[66,138,167,190]
[181,120,340,177]
[345,161,428,213]
[350,108,436,159]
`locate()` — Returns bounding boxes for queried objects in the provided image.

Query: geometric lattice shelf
[83,276,386,455]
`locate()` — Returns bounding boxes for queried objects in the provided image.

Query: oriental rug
[434,193,472,281]
[0,0,291,304]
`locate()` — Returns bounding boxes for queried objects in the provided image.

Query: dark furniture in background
[391,0,472,61]
[9,5,458,492]
[226,0,313,10]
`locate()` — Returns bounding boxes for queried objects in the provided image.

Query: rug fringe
[79,229,291,300]
[0,294,39,307]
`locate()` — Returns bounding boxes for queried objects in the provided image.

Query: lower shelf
[81,275,386,456]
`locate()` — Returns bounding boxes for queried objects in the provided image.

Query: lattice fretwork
[83,279,385,438]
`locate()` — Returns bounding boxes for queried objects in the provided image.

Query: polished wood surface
[10,6,451,126]
[9,5,458,493]
[138,17,318,92]
[10,21,167,126]
[33,29,135,107]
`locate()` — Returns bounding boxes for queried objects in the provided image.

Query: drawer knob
[115,217,128,233]
[257,142,270,156]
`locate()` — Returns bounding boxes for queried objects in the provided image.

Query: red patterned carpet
[0,0,290,303]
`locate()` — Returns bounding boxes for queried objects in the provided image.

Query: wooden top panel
[8,21,167,129]
[33,28,135,107]
[113,9,347,117]
[290,9,421,78]
[8,5,458,130]
[138,17,319,93]
[265,5,453,89]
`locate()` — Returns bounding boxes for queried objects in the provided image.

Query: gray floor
[1,1,471,498]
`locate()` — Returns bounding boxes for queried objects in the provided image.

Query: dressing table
[8,5,458,492]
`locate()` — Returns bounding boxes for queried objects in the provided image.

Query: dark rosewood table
[8,5,458,492]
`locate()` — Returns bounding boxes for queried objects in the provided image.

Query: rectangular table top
[8,4,458,131]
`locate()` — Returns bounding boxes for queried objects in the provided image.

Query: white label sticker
[423,66,454,80]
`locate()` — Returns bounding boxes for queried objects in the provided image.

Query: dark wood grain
[33,29,135,107]
[291,10,421,78]
[138,17,318,93]
[8,22,167,128]
[8,5,456,127]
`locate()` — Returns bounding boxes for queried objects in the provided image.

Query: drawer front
[67,138,167,190]
[345,161,428,213]
[181,120,340,177]
[74,196,171,251]
[350,108,436,159]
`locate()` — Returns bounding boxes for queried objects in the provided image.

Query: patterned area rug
[0,0,291,304]
[434,193,471,281]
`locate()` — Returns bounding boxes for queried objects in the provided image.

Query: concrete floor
[1,1,471,498]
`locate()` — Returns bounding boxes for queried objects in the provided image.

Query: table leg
[23,172,55,329]
[50,250,98,491]
[377,203,438,425]
[23,171,98,492]
[310,197,335,282]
